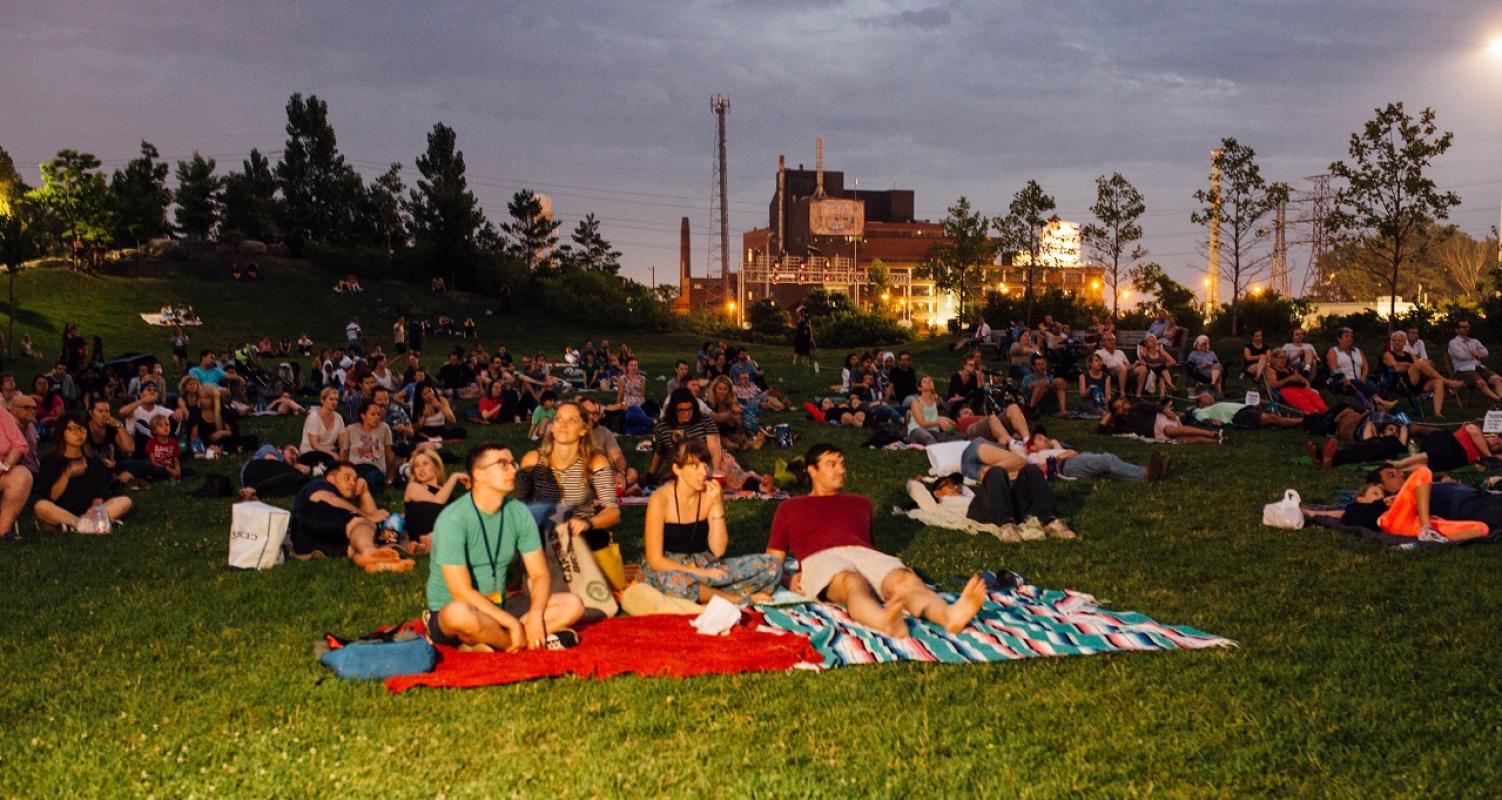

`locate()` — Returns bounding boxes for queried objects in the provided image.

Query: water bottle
[383,513,405,535]
[83,502,111,535]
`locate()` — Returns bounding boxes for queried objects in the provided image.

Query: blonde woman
[516,400,620,545]
[706,375,762,452]
[298,387,345,470]
[402,446,468,552]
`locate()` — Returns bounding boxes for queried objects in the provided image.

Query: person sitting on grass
[528,390,557,442]
[0,403,34,539]
[1186,392,1304,429]
[264,390,306,416]
[707,376,765,452]
[1184,335,1225,394]
[139,414,183,483]
[649,388,723,484]
[642,439,781,604]
[190,391,258,454]
[341,401,396,494]
[239,445,313,500]
[905,376,955,446]
[422,442,585,652]
[517,400,621,548]
[766,443,989,638]
[415,384,466,441]
[33,414,132,532]
[403,447,467,554]
[289,461,412,573]
[1306,465,1490,544]
[1021,355,1068,418]
[1077,352,1114,417]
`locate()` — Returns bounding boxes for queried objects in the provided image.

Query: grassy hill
[1,262,1499,798]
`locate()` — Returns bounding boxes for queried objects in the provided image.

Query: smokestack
[777,155,786,256]
[680,216,691,285]
[815,138,824,198]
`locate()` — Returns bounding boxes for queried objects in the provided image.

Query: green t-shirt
[531,405,556,426]
[1194,402,1244,424]
[425,496,542,612]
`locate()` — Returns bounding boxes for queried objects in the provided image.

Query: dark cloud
[3,0,1499,289]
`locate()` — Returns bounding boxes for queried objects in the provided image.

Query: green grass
[2,261,1500,798]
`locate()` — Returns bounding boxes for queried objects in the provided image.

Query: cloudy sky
[4,1,1501,295]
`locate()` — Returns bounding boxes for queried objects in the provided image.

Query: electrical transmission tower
[706,94,731,311]
[1296,174,1345,300]
[1269,201,1289,296]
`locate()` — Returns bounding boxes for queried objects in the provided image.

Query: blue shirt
[190,365,226,387]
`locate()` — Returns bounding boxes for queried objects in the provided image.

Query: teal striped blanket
[758,585,1235,668]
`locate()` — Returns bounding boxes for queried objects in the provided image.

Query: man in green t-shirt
[1187,392,1302,429]
[424,442,584,651]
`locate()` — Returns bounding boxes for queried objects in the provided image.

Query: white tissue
[690,596,742,636]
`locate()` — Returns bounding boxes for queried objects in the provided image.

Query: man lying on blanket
[1305,465,1491,544]
[423,442,584,652]
[766,443,988,638]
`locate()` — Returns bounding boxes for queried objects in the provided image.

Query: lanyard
[471,498,506,588]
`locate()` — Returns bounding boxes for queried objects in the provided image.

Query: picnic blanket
[139,313,203,326]
[385,611,817,692]
[1301,504,1501,549]
[893,506,1017,539]
[615,489,789,508]
[759,584,1235,669]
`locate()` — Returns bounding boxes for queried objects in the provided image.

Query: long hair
[536,399,598,474]
[706,375,738,412]
[665,387,703,427]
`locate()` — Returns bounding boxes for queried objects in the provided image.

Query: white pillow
[925,440,970,476]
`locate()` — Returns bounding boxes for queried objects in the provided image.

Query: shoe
[544,629,580,650]
[993,523,1023,543]
[1018,517,1047,541]
[1044,519,1078,540]
[1319,437,1339,470]
[1146,452,1168,481]
[1416,527,1449,544]
[2,522,19,542]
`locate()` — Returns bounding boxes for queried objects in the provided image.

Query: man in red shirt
[767,443,987,638]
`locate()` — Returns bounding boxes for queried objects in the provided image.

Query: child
[528,389,557,441]
[143,414,183,483]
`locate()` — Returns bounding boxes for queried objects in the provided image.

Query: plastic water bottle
[383,513,405,535]
[83,502,111,535]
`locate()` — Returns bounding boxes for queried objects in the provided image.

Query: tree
[1191,139,1289,336]
[993,181,1059,326]
[916,197,994,323]
[557,213,621,274]
[108,141,172,248]
[173,152,221,240]
[0,147,25,219]
[1431,227,1497,304]
[362,162,407,253]
[221,149,278,242]
[407,122,485,286]
[501,189,560,276]
[1326,102,1462,333]
[1129,262,1203,331]
[0,196,41,356]
[274,93,362,251]
[25,149,111,252]
[1082,172,1146,319]
[867,259,891,314]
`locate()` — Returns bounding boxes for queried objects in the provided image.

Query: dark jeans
[967,464,1057,525]
[1332,435,1406,466]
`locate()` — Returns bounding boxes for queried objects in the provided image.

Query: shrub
[748,297,791,337]
[813,310,914,348]
[1208,292,1309,338]
[535,269,680,331]
[982,287,1110,330]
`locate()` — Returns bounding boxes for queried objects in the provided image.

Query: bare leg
[437,600,515,649]
[0,468,33,532]
[1162,425,1219,443]
[1486,376,1502,402]
[32,499,80,528]
[826,571,908,638]
[883,570,987,634]
[1462,424,1493,458]
[1053,381,1067,413]
[103,496,132,520]
[1132,366,1147,397]
[1429,379,1445,416]
[1003,404,1030,440]
[1259,413,1304,429]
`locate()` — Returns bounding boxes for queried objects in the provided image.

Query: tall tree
[502,189,560,276]
[917,196,995,322]
[361,163,407,253]
[1327,102,1461,333]
[993,180,1059,326]
[25,149,111,252]
[173,152,221,240]
[274,93,362,251]
[1082,172,1146,319]
[407,122,484,284]
[1191,138,1289,335]
[0,196,41,355]
[108,141,172,248]
[220,149,278,242]
[557,213,621,274]
[0,147,25,218]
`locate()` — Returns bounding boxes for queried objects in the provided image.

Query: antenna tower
[707,95,731,309]
[1297,174,1344,300]
[1205,149,1222,318]
[1269,201,1289,296]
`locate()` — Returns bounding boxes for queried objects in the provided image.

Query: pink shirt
[0,406,29,461]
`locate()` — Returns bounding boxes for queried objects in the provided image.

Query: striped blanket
[758,584,1234,668]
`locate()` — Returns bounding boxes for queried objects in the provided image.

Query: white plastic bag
[1261,489,1304,530]
[229,501,290,570]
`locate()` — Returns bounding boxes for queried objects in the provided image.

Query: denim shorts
[961,439,987,481]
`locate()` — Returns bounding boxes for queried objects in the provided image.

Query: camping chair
[1376,365,1425,419]
[1441,351,1471,411]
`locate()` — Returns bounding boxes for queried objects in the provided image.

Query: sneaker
[1319,437,1340,470]
[544,629,580,650]
[1044,519,1078,540]
[2,522,19,542]
[993,523,1023,543]
[1416,527,1449,544]
[1146,452,1168,481]
[1018,516,1047,541]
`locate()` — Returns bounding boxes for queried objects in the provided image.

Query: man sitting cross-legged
[766,443,988,638]
[289,461,413,573]
[423,442,584,652]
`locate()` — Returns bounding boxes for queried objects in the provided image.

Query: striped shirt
[516,456,617,516]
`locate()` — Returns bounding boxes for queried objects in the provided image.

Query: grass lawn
[2,261,1500,798]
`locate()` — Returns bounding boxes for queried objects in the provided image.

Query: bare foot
[363,558,415,574]
[237,488,258,501]
[943,575,988,633]
[878,601,910,638]
[352,547,401,568]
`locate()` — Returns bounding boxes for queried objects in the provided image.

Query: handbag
[1261,489,1305,530]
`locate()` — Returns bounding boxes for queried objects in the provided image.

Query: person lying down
[1304,465,1489,544]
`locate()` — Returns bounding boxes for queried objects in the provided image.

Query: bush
[535,269,680,331]
[1209,292,1309,338]
[801,289,852,318]
[304,242,392,281]
[982,287,1110,330]
[813,310,914,349]
[748,297,791,337]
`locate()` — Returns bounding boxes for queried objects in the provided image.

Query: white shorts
[800,546,908,601]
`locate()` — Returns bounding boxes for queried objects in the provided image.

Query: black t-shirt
[947,371,978,400]
[437,363,475,390]
[890,366,918,401]
[293,478,338,517]
[39,454,113,516]
[1341,500,1385,531]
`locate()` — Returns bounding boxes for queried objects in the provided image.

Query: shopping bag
[1261,490,1304,530]
[229,501,290,570]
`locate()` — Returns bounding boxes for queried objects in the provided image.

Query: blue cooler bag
[320,632,437,681]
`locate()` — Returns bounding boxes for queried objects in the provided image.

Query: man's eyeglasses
[475,458,516,471]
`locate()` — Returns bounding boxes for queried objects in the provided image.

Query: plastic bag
[1261,489,1304,530]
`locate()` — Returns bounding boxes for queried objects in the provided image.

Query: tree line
[919,102,1485,334]
[0,92,625,292]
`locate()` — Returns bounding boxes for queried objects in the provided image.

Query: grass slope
[1,262,1499,798]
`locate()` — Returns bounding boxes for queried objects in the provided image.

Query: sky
[4,1,1502,299]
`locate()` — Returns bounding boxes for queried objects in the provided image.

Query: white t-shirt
[1449,336,1489,373]
[937,487,974,516]
[1094,347,1130,371]
[1402,339,1429,361]
[345,321,361,341]
[128,404,174,435]
[300,411,346,454]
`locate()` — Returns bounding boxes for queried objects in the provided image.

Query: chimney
[815,138,824,198]
[679,216,691,287]
[776,155,786,256]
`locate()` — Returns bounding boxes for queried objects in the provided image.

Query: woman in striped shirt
[516,400,620,549]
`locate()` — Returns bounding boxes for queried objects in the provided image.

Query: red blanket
[385,612,818,692]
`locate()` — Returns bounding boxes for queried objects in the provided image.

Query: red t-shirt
[145,437,180,470]
[767,493,874,560]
